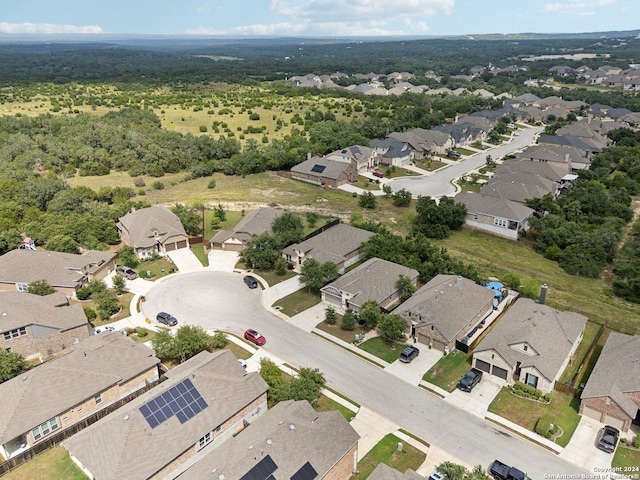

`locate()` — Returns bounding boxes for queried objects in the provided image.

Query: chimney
[539,284,548,304]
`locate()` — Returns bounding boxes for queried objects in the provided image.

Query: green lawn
[314,394,357,421]
[488,388,580,447]
[358,336,407,363]
[254,269,297,287]
[454,147,476,156]
[575,328,611,388]
[559,321,601,384]
[316,320,370,343]
[414,158,448,171]
[357,176,383,190]
[422,350,470,392]
[137,257,176,279]
[4,446,87,480]
[352,434,426,480]
[273,289,321,317]
[190,243,209,267]
[613,446,640,469]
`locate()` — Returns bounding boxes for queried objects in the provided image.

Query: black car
[597,425,620,453]
[457,368,483,392]
[399,346,420,363]
[244,275,258,289]
[156,311,178,327]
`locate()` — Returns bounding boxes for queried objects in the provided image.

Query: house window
[32,417,59,441]
[3,328,27,341]
[494,218,508,228]
[285,254,292,263]
[525,373,538,389]
[16,283,28,292]
[94,393,102,405]
[198,432,212,450]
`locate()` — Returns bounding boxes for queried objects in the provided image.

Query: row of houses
[549,64,640,92]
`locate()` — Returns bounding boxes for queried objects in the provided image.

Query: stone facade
[0,323,90,361]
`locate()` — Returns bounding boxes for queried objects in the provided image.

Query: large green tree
[412,196,466,239]
[300,258,338,291]
[240,233,281,270]
[0,350,27,383]
[171,204,202,236]
[271,212,304,247]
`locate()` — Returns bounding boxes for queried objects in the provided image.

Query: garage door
[604,413,626,431]
[323,293,342,309]
[165,242,177,252]
[416,333,446,351]
[582,405,603,422]
[491,365,509,380]
[475,359,491,374]
[176,240,188,249]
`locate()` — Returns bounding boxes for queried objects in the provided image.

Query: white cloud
[543,0,616,13]
[0,22,103,34]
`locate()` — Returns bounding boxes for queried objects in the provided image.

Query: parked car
[94,326,116,334]
[116,265,138,280]
[428,471,444,480]
[450,150,461,158]
[399,346,420,363]
[244,275,259,289]
[457,368,483,392]
[597,425,620,453]
[156,311,178,327]
[244,329,266,346]
[489,459,529,480]
[507,153,517,159]
[372,171,384,178]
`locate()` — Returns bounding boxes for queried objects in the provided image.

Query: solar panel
[139,379,208,429]
[290,462,318,480]
[310,164,326,173]
[240,455,278,480]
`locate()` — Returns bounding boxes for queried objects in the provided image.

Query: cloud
[0,22,103,34]
[543,0,616,14]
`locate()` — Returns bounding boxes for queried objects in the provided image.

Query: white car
[94,326,116,334]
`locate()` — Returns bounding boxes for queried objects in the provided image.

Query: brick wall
[580,397,632,431]
[0,324,90,360]
[323,442,358,480]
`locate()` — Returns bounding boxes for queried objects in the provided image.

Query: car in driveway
[243,275,259,289]
[457,368,483,392]
[156,311,178,327]
[244,329,266,346]
[597,425,619,453]
[94,326,116,334]
[116,265,138,280]
[399,346,420,363]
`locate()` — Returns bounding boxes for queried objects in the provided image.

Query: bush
[151,181,165,190]
[535,415,555,438]
[325,306,337,325]
[83,306,97,321]
[199,125,208,132]
[207,179,216,189]
[634,435,640,448]
[135,327,149,338]
[133,177,146,187]
[340,310,355,330]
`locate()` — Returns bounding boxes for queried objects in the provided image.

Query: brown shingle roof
[0,291,87,332]
[210,207,283,244]
[117,205,188,249]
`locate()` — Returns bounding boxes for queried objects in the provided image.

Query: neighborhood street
[386,126,544,197]
[142,271,590,478]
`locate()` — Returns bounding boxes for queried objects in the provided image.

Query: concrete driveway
[445,375,505,418]
[288,303,325,332]
[167,248,204,273]
[207,249,240,271]
[384,345,442,386]
[560,416,613,470]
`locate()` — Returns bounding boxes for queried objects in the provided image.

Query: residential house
[370,138,414,167]
[64,350,269,480]
[0,332,160,460]
[388,131,430,159]
[290,156,358,188]
[515,145,584,171]
[320,258,419,314]
[472,298,586,393]
[0,291,89,360]
[549,65,576,77]
[555,122,610,151]
[480,171,558,205]
[171,400,360,480]
[0,249,116,298]
[537,133,600,163]
[209,207,283,251]
[282,223,374,274]
[117,205,190,260]
[580,332,640,432]
[497,157,570,182]
[433,122,486,147]
[325,145,379,174]
[454,192,535,241]
[395,274,495,352]
[390,128,453,156]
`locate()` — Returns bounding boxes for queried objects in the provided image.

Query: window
[285,254,292,262]
[94,393,102,405]
[494,218,507,228]
[525,373,538,388]
[32,417,59,441]
[198,432,212,450]
[3,328,27,341]
[16,283,28,292]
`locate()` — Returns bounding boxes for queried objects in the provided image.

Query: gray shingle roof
[581,332,640,418]
[320,258,419,309]
[291,157,352,180]
[63,350,268,480]
[0,332,159,446]
[474,298,586,382]
[0,291,87,332]
[117,205,188,249]
[480,171,557,204]
[395,274,495,343]
[175,400,359,480]
[210,207,283,244]
[454,192,534,222]
[497,157,570,182]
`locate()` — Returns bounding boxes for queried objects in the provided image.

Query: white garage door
[603,413,625,431]
[582,405,602,422]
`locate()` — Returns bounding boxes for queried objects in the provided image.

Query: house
[0,332,160,460]
[172,400,360,480]
[282,223,374,274]
[580,332,640,432]
[370,138,414,167]
[325,145,379,173]
[514,145,584,171]
[480,171,558,205]
[320,258,419,314]
[0,291,89,360]
[433,122,486,147]
[555,122,610,151]
[454,192,535,241]
[497,157,570,182]
[537,133,600,164]
[209,207,283,251]
[472,298,587,393]
[0,249,116,298]
[117,205,190,260]
[395,274,495,352]
[64,350,269,480]
[368,464,425,480]
[290,156,358,188]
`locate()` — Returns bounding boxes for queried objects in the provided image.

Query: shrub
[535,415,555,438]
[199,125,208,132]
[76,285,92,300]
[634,435,640,448]
[325,306,337,325]
[133,177,146,187]
[138,189,146,195]
[83,306,97,321]
[207,179,216,189]
[340,310,355,330]
[135,327,149,338]
[151,181,165,190]
[543,393,553,403]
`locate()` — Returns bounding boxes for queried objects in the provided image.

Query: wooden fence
[553,380,582,398]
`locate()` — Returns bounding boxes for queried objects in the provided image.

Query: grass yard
[190,243,209,267]
[454,147,477,156]
[358,336,407,364]
[357,176,383,190]
[574,328,611,388]
[273,289,321,317]
[414,158,448,171]
[222,339,254,360]
[78,292,134,328]
[352,433,426,480]
[316,320,370,344]
[559,321,601,384]
[313,394,357,421]
[253,269,297,287]
[4,446,87,480]
[612,446,640,469]
[136,257,176,279]
[488,388,580,447]
[422,349,470,392]
[125,328,156,344]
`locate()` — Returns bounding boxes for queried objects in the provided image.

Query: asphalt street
[386,126,544,197]
[143,272,590,478]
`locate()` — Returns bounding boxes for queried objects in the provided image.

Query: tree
[396,274,417,302]
[214,203,226,222]
[436,462,490,480]
[274,256,288,276]
[240,233,281,270]
[378,314,408,342]
[27,279,56,296]
[0,350,27,383]
[392,188,412,206]
[300,258,338,291]
[340,310,356,330]
[112,274,126,295]
[171,204,202,236]
[359,191,377,209]
[412,196,467,239]
[358,300,382,329]
[151,325,226,363]
[325,306,337,325]
[46,234,80,254]
[306,212,318,228]
[272,212,304,247]
[288,367,326,405]
[117,245,139,268]
[93,289,120,320]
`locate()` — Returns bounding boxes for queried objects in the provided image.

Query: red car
[244,329,266,346]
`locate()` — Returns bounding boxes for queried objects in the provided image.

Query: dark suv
[457,368,483,392]
[156,312,178,327]
[243,275,258,289]
[399,346,420,363]
[597,425,619,453]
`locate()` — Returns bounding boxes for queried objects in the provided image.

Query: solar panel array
[139,378,208,429]
[310,164,326,173]
[290,462,318,480]
[240,455,277,480]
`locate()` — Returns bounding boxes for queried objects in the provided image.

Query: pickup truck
[489,460,530,480]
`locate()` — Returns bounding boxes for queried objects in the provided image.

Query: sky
[0,0,637,38]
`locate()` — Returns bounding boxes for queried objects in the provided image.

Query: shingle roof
[320,258,419,309]
[581,332,640,418]
[497,157,570,182]
[474,298,586,382]
[538,134,601,155]
[0,291,87,332]
[210,207,283,244]
[454,192,534,222]
[175,400,359,480]
[395,274,495,343]
[283,224,374,266]
[291,157,352,180]
[481,171,557,204]
[117,205,188,249]
[0,249,116,288]
[326,145,376,166]
[0,332,159,445]
[63,350,268,480]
